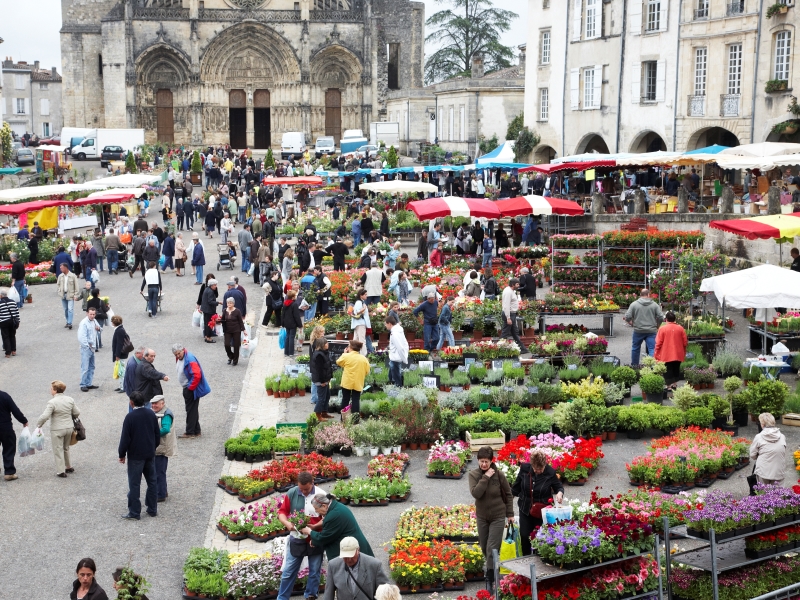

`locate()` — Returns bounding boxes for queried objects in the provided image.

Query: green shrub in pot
[712,350,743,377]
[706,395,731,419]
[618,406,650,432]
[639,374,666,396]
[649,406,686,432]
[685,406,714,427]
[724,376,742,394]
[672,384,701,411]
[610,365,638,389]
[743,377,789,417]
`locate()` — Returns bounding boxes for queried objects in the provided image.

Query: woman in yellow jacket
[336,340,371,418]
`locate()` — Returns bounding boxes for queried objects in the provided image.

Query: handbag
[69,430,78,446]
[73,417,86,442]
[747,463,758,496]
[121,335,135,355]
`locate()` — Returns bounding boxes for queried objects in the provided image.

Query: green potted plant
[618,406,650,438]
[707,395,731,429]
[672,383,701,411]
[766,78,790,93]
[685,406,714,428]
[610,365,638,394]
[743,377,789,424]
[766,2,789,18]
[639,374,666,403]
[190,150,203,184]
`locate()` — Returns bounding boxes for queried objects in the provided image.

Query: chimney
[471,53,484,79]
[52,66,58,77]
[518,45,526,77]
[34,60,40,70]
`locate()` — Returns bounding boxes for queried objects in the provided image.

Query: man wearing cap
[276,472,326,600]
[413,293,440,352]
[150,395,175,503]
[223,279,246,315]
[172,343,211,438]
[323,537,389,600]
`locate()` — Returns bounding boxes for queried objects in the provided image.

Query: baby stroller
[117,246,129,272]
[216,243,237,270]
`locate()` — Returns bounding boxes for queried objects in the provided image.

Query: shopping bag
[30,428,45,452]
[17,426,31,457]
[214,323,223,336]
[541,505,573,525]
[192,310,202,328]
[7,286,20,304]
[241,337,258,358]
[278,327,287,350]
[117,360,126,381]
[159,255,166,268]
[248,262,255,276]
[106,307,115,320]
[499,523,521,574]
[747,464,758,496]
[244,323,252,339]
[113,360,121,379]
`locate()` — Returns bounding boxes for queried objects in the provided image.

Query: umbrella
[700,265,800,310]
[685,144,729,155]
[359,180,438,194]
[408,196,501,220]
[496,195,584,216]
[519,160,616,174]
[708,213,800,242]
[719,142,800,157]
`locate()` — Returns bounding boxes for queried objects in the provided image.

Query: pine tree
[265,148,276,169]
[125,151,138,174]
[386,146,399,168]
[190,150,202,173]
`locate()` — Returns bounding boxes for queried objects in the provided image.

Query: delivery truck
[340,129,368,154]
[61,127,94,155]
[71,128,145,162]
[369,122,400,149]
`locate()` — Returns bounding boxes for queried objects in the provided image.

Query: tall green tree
[424,0,517,84]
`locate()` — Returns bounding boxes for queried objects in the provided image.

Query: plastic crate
[277,422,308,441]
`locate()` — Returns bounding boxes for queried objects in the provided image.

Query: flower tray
[388,492,411,503]
[686,527,708,540]
[398,585,444,595]
[217,482,239,496]
[440,534,480,543]
[745,547,777,560]
[695,478,716,488]
[716,470,734,480]
[237,489,275,503]
[661,485,693,495]
[442,583,466,591]
[348,499,390,507]
[426,472,465,480]
[247,529,289,542]
[776,515,796,526]
[565,479,587,486]
[216,524,248,541]
[465,573,486,582]
[755,520,777,532]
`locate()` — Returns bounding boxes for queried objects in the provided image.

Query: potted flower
[743,377,789,424]
[189,150,203,185]
[766,2,790,18]
[639,373,666,403]
[610,365,638,395]
[313,421,353,457]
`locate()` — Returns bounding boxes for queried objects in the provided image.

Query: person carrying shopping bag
[36,380,80,478]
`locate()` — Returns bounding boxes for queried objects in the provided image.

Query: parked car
[355,144,380,159]
[314,136,336,158]
[14,148,35,166]
[100,145,127,168]
[39,136,61,146]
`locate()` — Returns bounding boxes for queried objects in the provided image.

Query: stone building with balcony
[60,0,424,148]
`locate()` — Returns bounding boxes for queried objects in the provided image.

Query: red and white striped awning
[495,195,585,216]
[408,196,501,220]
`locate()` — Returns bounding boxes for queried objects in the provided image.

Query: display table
[748,326,800,354]
[538,311,615,337]
[59,215,98,233]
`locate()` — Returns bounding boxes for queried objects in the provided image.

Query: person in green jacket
[302,494,373,561]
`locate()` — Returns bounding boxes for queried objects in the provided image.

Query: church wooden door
[156,89,174,143]
[325,89,341,144]
[253,89,270,150]
[229,89,247,149]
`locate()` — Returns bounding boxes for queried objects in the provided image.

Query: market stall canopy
[86,173,163,188]
[0,168,23,175]
[476,141,515,165]
[408,196,501,220]
[262,176,324,186]
[0,183,99,203]
[709,213,800,242]
[359,180,438,194]
[0,194,121,215]
[719,142,800,157]
[552,153,631,164]
[36,144,71,153]
[87,188,147,202]
[614,151,682,166]
[519,160,616,174]
[700,265,800,309]
[685,145,729,155]
[496,195,585,216]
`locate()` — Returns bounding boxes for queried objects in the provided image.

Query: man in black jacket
[135,348,169,405]
[310,337,333,420]
[130,232,147,278]
[118,391,161,519]
[0,390,27,480]
[519,267,537,300]
[329,239,350,271]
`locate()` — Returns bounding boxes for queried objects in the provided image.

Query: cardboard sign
[422,375,440,389]
[481,388,492,395]
[686,352,695,359]
[464,357,476,366]
[436,362,448,369]
[503,386,515,392]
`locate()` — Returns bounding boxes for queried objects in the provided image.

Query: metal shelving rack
[601,243,648,289]
[549,240,602,293]
[664,516,800,600]
[495,534,664,600]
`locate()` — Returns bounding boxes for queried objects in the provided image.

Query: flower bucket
[369,447,379,456]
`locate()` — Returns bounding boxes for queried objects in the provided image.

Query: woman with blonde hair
[375,584,401,600]
[36,380,80,478]
[174,232,187,277]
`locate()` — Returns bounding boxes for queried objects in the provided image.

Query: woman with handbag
[36,380,80,478]
[468,446,514,593]
[110,315,133,393]
[262,271,284,327]
[174,232,188,277]
[511,449,564,556]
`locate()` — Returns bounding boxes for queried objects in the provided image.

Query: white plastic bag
[30,428,45,452]
[17,426,31,457]
[214,323,223,336]
[248,262,255,276]
[7,286,20,304]
[541,505,573,525]
[244,323,252,339]
[240,337,258,358]
[192,310,202,328]
[106,307,115,320]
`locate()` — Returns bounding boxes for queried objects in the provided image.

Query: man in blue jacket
[413,292,440,351]
[172,344,211,438]
[118,391,161,520]
[53,246,74,274]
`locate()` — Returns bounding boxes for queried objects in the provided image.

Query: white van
[281,132,306,160]
[61,127,94,155]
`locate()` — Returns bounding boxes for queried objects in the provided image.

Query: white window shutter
[40,98,50,116]
[24,98,29,115]
[570,68,580,109]
[630,1,642,35]
[630,62,641,103]
[593,65,603,108]
[656,59,666,101]
[659,0,668,31]
[572,0,583,41]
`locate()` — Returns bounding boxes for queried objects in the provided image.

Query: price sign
[451,386,464,393]
[481,388,492,395]
[456,365,467,372]
[492,360,504,371]
[373,367,383,374]
[686,352,695,359]
[436,362,448,369]
[513,361,521,369]
[423,376,439,389]
[409,364,418,371]
[503,386,515,392]
[419,360,433,372]
[528,386,539,394]
[464,357,476,366]
[535,359,546,364]
[603,356,615,363]
[567,364,578,370]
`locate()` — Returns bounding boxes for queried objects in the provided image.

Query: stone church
[60,0,425,148]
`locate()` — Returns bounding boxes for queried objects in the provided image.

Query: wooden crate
[781,413,800,427]
[466,430,505,451]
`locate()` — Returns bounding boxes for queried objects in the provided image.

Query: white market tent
[719,142,800,157]
[87,173,163,188]
[700,264,800,309]
[0,183,99,203]
[476,141,516,165]
[358,180,438,194]
[87,187,149,199]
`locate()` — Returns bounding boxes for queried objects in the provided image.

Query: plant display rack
[495,534,664,600]
[664,516,800,600]
[749,326,800,355]
[602,244,648,289]
[550,239,602,293]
